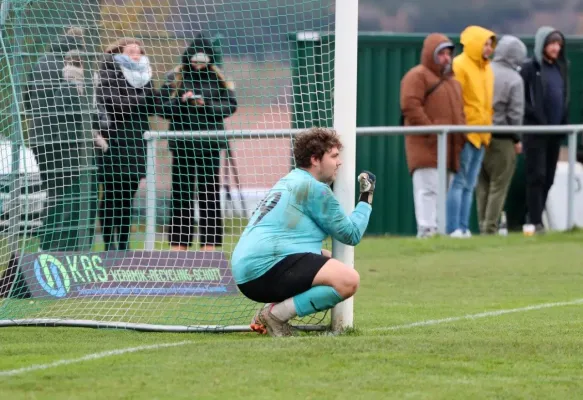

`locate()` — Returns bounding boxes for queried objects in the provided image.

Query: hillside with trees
[96,0,583,59]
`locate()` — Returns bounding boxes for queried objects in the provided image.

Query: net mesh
[0,0,335,331]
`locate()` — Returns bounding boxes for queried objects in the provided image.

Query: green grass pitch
[1,231,583,399]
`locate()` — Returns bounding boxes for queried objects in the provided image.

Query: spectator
[96,38,161,251]
[26,26,90,251]
[401,33,466,238]
[476,35,526,234]
[521,27,569,234]
[446,26,496,238]
[62,50,85,95]
[160,33,237,251]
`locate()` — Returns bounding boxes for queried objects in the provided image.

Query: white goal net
[0,0,356,332]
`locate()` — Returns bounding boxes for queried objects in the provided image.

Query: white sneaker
[449,229,466,238]
[463,230,472,238]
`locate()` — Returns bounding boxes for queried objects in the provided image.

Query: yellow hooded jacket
[453,26,496,148]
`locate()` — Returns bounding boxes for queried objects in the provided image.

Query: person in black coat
[520,27,569,234]
[96,38,161,251]
[26,26,94,252]
[160,33,237,251]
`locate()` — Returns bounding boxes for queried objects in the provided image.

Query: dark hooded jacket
[26,33,86,148]
[160,34,237,150]
[25,33,96,252]
[520,26,569,127]
[95,54,160,178]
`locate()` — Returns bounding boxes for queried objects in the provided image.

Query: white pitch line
[2,299,582,377]
[370,298,583,331]
[0,340,194,378]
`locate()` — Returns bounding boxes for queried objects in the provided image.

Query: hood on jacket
[460,25,496,64]
[182,33,216,70]
[492,35,527,70]
[534,26,566,65]
[421,33,455,76]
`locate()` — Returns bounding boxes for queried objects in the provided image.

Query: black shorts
[237,252,330,303]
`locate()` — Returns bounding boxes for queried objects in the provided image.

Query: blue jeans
[446,142,485,233]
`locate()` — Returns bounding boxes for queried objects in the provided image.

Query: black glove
[358,171,376,205]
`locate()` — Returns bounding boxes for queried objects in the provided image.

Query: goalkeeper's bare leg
[251,254,359,337]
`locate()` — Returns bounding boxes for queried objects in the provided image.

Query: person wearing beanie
[159,32,237,252]
[400,33,466,238]
[520,27,569,234]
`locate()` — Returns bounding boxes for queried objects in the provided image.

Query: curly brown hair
[293,127,343,168]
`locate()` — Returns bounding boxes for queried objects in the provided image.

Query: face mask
[191,52,210,64]
[114,54,152,88]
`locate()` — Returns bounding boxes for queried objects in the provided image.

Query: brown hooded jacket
[400,33,466,174]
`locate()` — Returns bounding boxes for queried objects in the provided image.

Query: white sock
[269,298,297,321]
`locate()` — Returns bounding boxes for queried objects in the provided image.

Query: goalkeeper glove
[358,171,376,205]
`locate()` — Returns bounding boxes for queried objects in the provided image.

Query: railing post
[567,130,578,230]
[145,138,157,251]
[437,129,448,235]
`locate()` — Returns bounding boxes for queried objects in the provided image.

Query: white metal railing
[144,125,580,248]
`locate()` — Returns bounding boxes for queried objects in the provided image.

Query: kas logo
[34,254,71,298]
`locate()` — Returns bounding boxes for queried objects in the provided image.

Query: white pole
[331,0,359,332]
[145,139,157,251]
[567,131,578,230]
[436,129,448,235]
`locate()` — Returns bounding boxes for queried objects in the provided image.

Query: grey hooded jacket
[491,35,527,143]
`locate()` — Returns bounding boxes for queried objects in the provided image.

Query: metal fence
[144,125,580,247]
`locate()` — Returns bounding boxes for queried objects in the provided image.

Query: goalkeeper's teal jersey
[231,168,372,284]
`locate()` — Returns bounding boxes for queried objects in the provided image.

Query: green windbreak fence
[291,32,583,235]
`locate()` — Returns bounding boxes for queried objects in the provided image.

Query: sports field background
[1,231,583,399]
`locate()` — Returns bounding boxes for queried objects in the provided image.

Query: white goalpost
[330,0,359,332]
[0,0,359,332]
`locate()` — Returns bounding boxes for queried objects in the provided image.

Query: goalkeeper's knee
[313,259,360,299]
[334,267,360,299]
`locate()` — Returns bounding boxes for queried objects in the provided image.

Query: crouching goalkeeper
[231,127,376,337]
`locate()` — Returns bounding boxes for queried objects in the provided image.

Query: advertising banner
[17,251,237,298]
